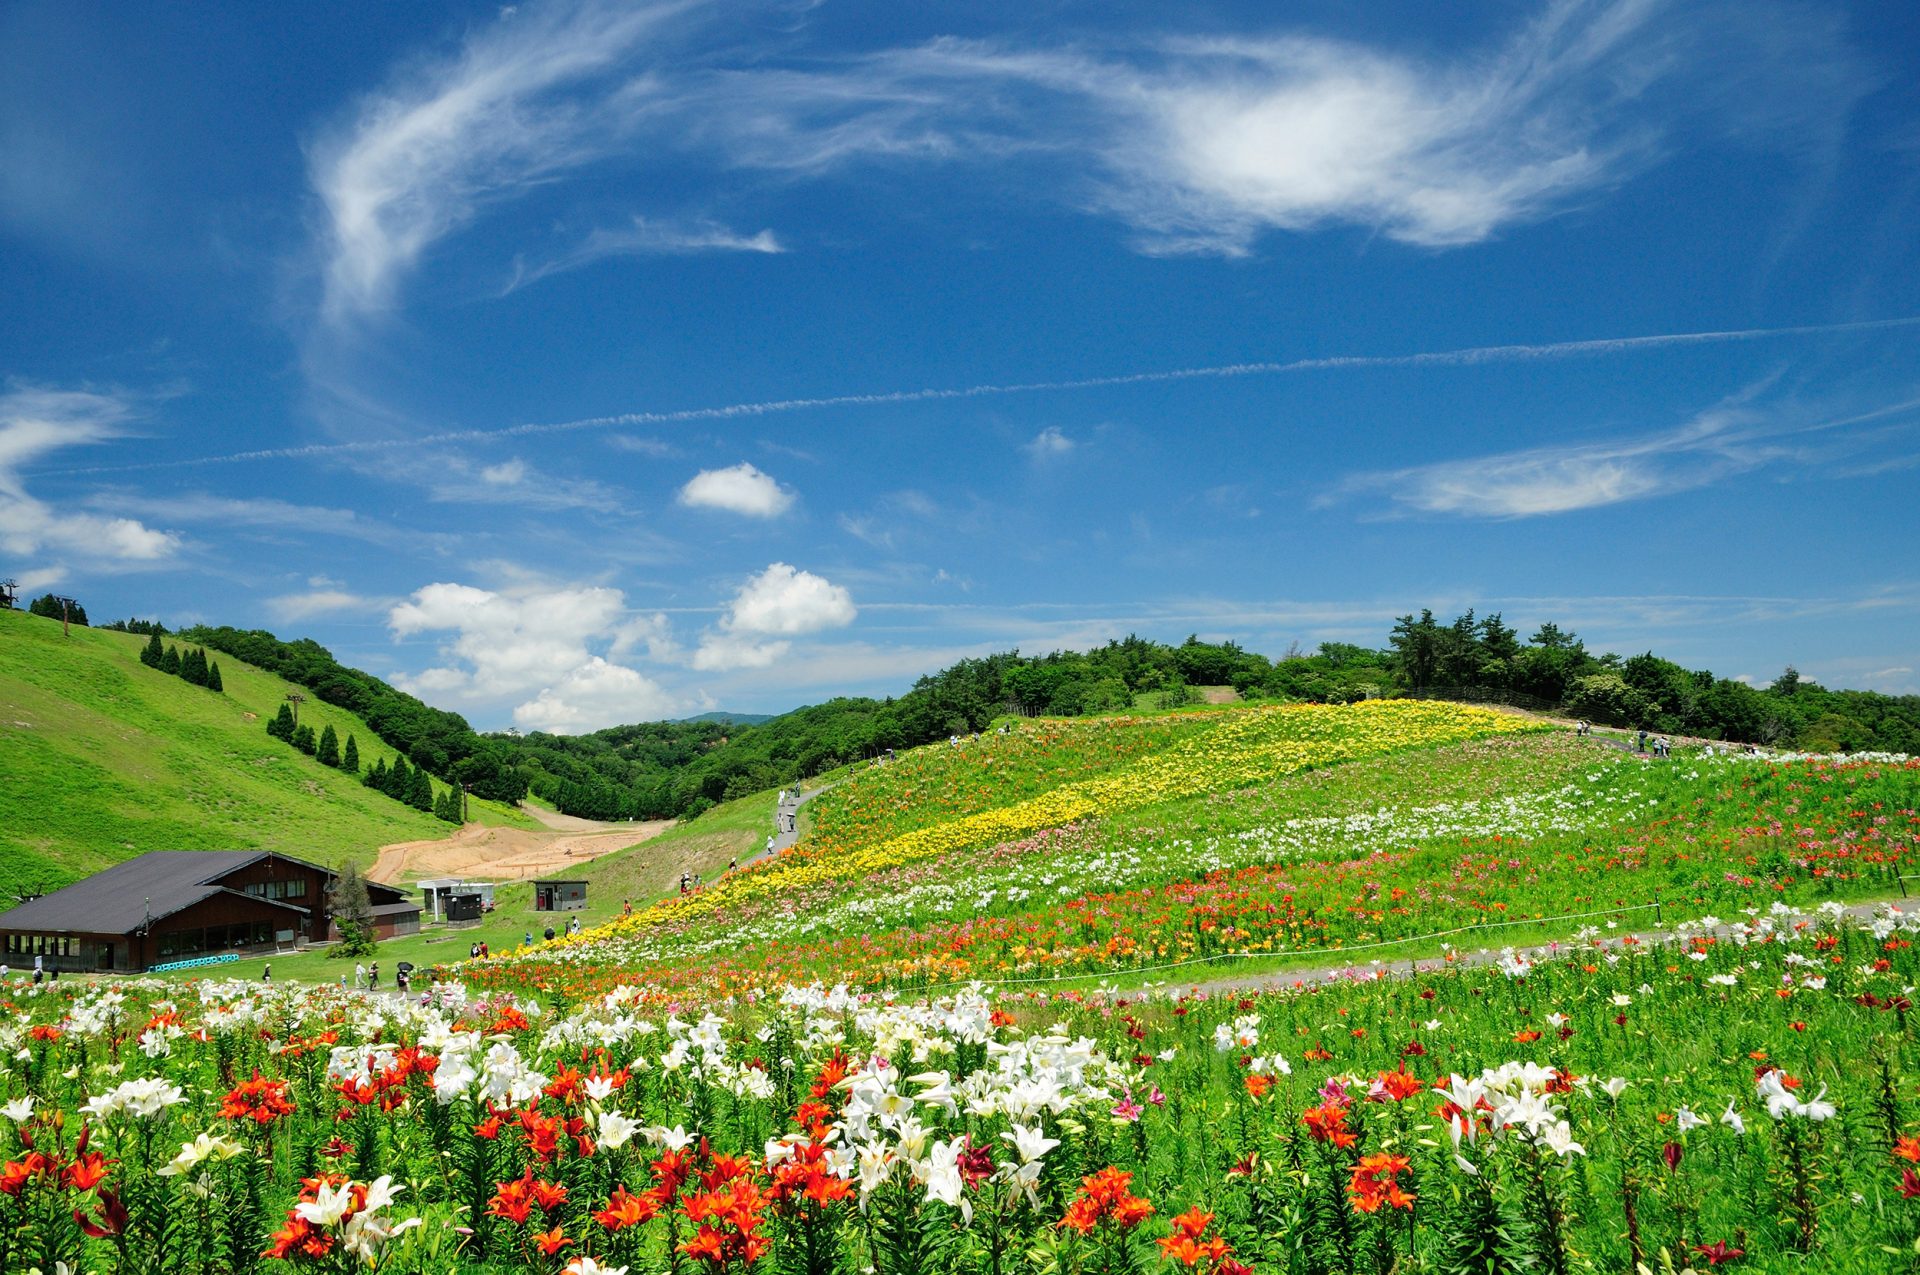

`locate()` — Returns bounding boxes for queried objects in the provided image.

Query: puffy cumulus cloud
[0,384,180,570]
[1024,426,1074,459]
[677,462,795,517]
[387,580,676,731]
[693,562,856,670]
[513,657,677,732]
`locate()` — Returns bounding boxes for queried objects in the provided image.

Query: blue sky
[4,0,1919,729]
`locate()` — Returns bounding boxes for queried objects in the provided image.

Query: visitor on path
[468,943,478,959]
[354,962,367,989]
[1637,729,1648,753]
[679,872,690,895]
[544,926,555,942]
[524,931,532,947]
[32,955,42,984]
[623,898,632,916]
[262,965,271,983]
[479,942,489,958]
[368,963,379,990]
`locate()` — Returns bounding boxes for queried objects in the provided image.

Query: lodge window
[244,879,307,901]
[155,922,276,959]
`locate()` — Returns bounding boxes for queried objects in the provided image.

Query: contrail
[49,315,1920,475]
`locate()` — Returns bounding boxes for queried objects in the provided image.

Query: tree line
[75,606,1917,825]
[181,625,529,804]
[138,630,223,692]
[264,703,463,824]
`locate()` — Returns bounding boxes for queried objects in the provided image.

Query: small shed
[533,879,587,912]
[443,891,485,924]
[420,878,495,921]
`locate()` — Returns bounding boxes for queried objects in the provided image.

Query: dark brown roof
[533,879,588,885]
[0,851,316,935]
[369,901,421,918]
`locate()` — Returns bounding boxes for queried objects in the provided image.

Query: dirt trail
[368,815,673,884]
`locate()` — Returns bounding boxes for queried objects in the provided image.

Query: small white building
[419,878,496,922]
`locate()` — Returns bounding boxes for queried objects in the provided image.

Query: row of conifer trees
[139,630,223,691]
[265,704,461,823]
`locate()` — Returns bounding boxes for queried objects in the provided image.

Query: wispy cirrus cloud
[0,384,179,569]
[503,216,783,294]
[1330,390,1920,519]
[672,0,1854,255]
[307,0,694,322]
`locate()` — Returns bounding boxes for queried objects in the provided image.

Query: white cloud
[514,657,678,731]
[693,562,856,670]
[267,590,375,623]
[505,216,784,292]
[1024,426,1074,459]
[676,0,1679,254]
[0,384,180,570]
[677,462,794,517]
[479,458,528,485]
[387,580,676,731]
[309,0,687,321]
[1331,390,1920,519]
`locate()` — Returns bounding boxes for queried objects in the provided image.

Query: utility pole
[285,692,305,730]
[461,782,471,823]
[0,579,16,610]
[52,595,79,636]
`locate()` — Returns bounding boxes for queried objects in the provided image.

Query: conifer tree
[327,862,378,957]
[206,661,223,693]
[342,733,359,773]
[386,755,411,798]
[182,647,208,687]
[363,757,387,789]
[292,724,316,755]
[316,723,340,767]
[141,630,164,668]
[433,788,460,823]
[407,768,434,812]
[161,645,181,676]
[269,703,295,740]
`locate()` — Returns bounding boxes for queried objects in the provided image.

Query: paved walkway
[746,784,834,866]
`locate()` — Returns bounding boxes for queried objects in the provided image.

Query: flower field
[475,709,1919,1000]
[10,700,1920,1271]
[8,900,1920,1272]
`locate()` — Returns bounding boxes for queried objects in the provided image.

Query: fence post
[1901,875,1910,900]
[1653,894,1662,926]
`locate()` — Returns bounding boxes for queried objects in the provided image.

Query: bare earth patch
[369,817,673,883]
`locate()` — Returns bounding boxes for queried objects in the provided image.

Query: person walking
[354,961,367,989]
[262,964,272,983]
[368,963,379,991]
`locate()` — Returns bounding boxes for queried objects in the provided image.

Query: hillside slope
[0,608,535,900]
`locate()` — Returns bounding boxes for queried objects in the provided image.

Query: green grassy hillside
[0,608,535,900]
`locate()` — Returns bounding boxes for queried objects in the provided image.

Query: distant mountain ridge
[679,711,778,725]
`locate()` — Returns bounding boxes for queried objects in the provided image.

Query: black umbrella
[396,961,415,973]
